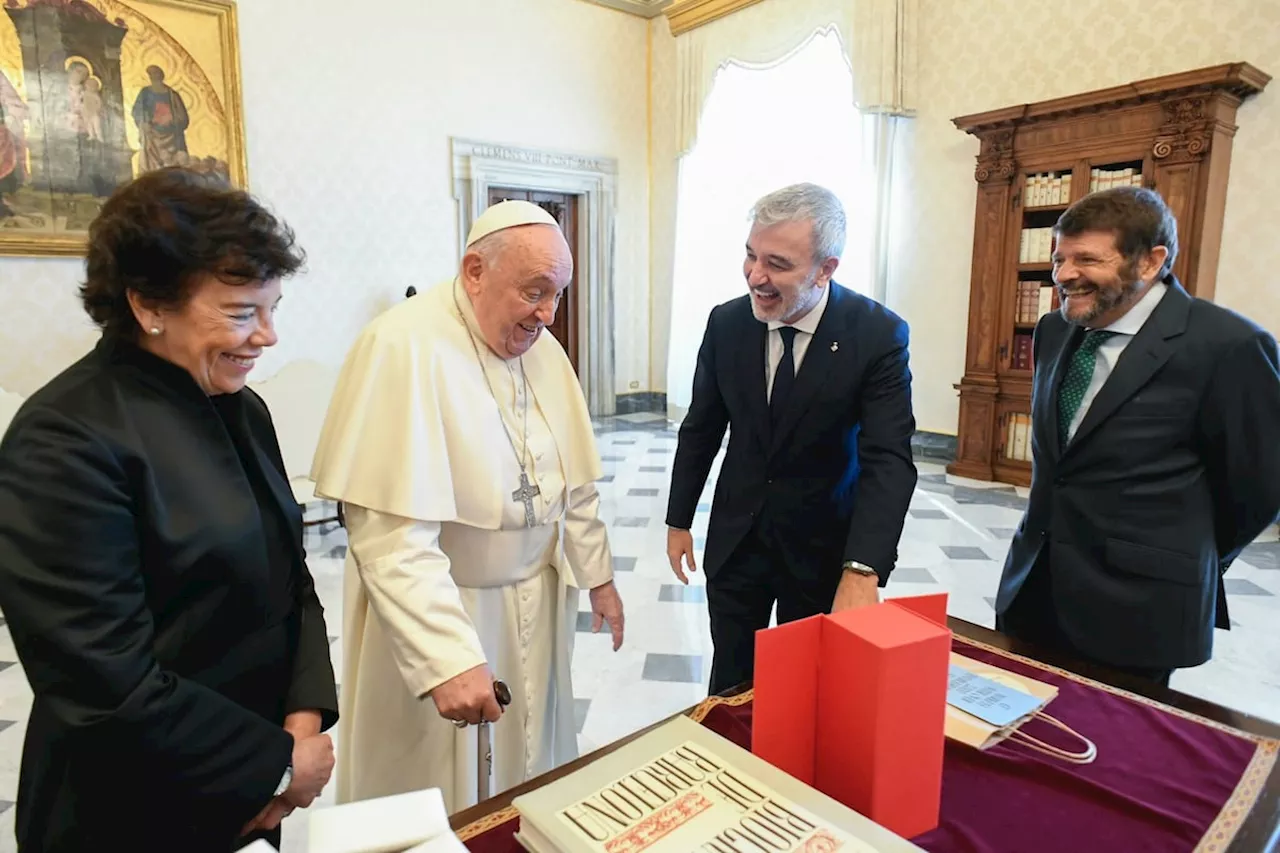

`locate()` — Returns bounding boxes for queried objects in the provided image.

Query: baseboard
[912,430,957,462]
[615,392,667,414]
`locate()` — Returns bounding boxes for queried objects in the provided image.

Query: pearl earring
[148,327,161,336]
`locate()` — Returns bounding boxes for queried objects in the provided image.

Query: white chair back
[0,387,26,440]
[250,360,337,487]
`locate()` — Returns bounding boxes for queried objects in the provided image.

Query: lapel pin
[830,341,839,352]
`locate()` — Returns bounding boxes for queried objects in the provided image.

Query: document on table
[947,663,1044,727]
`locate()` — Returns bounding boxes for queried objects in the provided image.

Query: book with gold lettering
[511,715,924,853]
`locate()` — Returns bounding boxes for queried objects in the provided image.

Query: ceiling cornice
[663,0,767,35]
[577,0,672,18]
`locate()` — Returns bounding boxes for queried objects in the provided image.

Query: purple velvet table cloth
[458,637,1277,853]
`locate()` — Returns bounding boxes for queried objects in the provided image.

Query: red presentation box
[751,594,951,839]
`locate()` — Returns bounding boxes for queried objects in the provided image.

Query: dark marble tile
[909,509,948,520]
[0,662,13,674]
[327,545,347,560]
[891,568,938,584]
[0,720,13,735]
[612,557,637,573]
[327,635,337,645]
[984,597,997,610]
[1224,579,1273,597]
[628,488,661,497]
[642,653,703,684]
[576,611,597,632]
[918,473,948,483]
[597,475,615,483]
[951,488,1027,511]
[639,466,668,473]
[1240,541,1279,570]
[659,584,707,603]
[989,528,1018,539]
[613,392,667,415]
[0,800,11,814]
[696,503,711,513]
[601,455,628,462]
[647,448,675,455]
[614,517,650,528]
[612,440,638,446]
[941,545,990,561]
[574,697,591,734]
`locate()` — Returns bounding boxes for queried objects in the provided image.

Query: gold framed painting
[0,0,246,257]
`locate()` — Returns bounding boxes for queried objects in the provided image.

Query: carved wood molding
[1152,97,1215,163]
[953,62,1270,136]
[664,0,767,35]
[975,130,1017,184]
[577,0,672,17]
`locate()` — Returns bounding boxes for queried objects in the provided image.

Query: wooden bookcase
[947,63,1270,487]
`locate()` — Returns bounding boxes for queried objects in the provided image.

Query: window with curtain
[666,28,869,415]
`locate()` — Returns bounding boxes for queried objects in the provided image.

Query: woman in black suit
[0,168,338,851]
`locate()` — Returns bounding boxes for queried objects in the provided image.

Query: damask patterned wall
[0,0,651,398]
[894,0,1280,434]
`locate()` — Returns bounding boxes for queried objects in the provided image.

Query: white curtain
[666,30,869,414]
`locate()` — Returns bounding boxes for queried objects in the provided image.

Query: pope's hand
[666,528,697,584]
[589,581,625,651]
[431,663,503,725]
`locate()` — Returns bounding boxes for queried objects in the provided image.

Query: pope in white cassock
[310,200,626,813]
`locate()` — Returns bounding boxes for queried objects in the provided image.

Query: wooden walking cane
[478,680,512,802]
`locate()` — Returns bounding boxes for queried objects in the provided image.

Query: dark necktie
[771,326,799,425]
[1058,329,1117,443]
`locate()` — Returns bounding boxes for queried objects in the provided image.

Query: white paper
[307,788,459,853]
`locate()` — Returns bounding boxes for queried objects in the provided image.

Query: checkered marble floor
[0,411,1276,850]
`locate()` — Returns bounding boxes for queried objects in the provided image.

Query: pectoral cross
[512,470,541,527]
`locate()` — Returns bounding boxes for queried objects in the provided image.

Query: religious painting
[0,0,246,256]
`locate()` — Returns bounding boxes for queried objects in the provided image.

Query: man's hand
[832,571,880,613]
[285,733,335,809]
[667,528,697,584]
[430,663,502,725]
[589,581,625,651]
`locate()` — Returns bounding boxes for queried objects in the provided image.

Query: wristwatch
[842,560,878,579]
[274,762,293,797]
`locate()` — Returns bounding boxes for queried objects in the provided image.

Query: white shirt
[765,283,831,402]
[1066,280,1168,441]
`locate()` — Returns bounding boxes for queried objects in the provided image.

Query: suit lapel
[1039,322,1082,462]
[770,286,846,456]
[741,312,771,451]
[1064,281,1190,457]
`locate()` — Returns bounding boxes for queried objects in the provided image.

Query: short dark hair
[1055,185,1178,279]
[80,167,305,339]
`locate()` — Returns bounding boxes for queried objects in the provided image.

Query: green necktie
[1058,330,1117,444]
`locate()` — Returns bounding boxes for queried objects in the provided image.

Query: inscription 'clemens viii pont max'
[556,741,853,853]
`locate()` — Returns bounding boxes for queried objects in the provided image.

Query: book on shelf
[1014,282,1058,325]
[1004,413,1032,463]
[1018,228,1054,264]
[1089,167,1143,192]
[511,715,925,853]
[1023,172,1071,207]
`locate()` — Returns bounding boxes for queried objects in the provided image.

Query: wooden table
[448,617,1280,852]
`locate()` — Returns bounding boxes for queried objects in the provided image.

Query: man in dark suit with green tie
[995,186,1280,686]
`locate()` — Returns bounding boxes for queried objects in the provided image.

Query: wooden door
[486,187,579,374]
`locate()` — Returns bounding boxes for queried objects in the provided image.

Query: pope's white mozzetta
[311,201,616,813]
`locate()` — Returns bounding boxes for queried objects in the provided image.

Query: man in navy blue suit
[666,183,918,694]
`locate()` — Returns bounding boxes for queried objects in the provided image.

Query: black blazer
[0,338,338,851]
[667,283,917,591]
[996,279,1280,670]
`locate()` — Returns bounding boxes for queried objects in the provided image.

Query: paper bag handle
[1005,712,1097,765]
